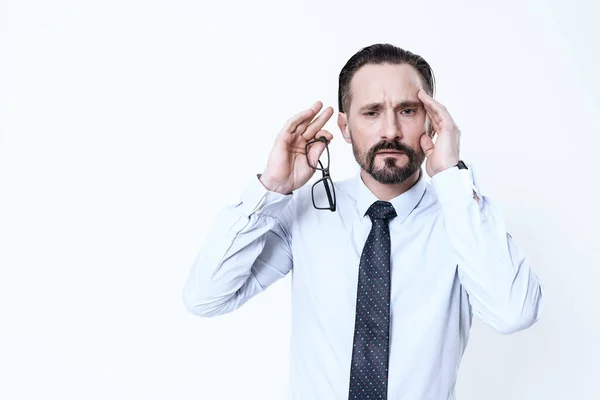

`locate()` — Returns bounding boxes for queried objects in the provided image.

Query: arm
[183,176,294,317]
[183,100,335,317]
[432,165,544,334]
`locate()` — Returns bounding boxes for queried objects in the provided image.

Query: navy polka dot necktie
[348,200,397,399]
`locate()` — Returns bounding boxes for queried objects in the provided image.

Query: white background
[1,0,599,399]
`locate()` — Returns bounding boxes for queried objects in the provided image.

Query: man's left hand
[417,89,461,177]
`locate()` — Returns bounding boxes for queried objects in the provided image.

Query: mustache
[368,140,415,158]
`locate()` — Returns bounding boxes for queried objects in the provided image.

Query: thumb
[306,139,327,168]
[420,134,435,157]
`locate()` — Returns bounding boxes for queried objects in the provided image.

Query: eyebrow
[358,101,422,112]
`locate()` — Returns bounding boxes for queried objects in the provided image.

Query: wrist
[258,173,290,195]
[431,160,465,177]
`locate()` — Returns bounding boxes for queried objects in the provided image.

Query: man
[183,43,544,399]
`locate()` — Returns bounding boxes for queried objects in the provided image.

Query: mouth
[377,151,405,156]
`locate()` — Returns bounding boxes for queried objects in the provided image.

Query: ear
[337,112,352,144]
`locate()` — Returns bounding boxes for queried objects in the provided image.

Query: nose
[381,111,402,141]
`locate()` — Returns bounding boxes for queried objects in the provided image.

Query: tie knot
[366,200,397,221]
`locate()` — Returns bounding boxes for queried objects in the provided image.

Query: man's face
[338,63,429,184]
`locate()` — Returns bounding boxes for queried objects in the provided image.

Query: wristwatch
[456,160,468,170]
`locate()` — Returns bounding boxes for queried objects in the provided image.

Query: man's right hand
[260,101,334,195]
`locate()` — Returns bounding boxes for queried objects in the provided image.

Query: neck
[360,168,422,201]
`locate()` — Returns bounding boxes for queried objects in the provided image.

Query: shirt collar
[349,168,428,224]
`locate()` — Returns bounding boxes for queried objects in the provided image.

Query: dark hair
[338,43,436,113]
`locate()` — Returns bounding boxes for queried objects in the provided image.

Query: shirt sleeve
[431,164,544,334]
[183,175,295,317]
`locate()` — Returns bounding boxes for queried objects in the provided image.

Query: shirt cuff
[236,174,293,217]
[431,164,475,205]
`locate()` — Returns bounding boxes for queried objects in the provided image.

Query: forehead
[349,63,424,110]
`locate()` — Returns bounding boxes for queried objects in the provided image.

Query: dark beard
[352,138,425,184]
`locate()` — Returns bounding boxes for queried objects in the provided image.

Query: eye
[401,109,416,116]
[364,111,378,117]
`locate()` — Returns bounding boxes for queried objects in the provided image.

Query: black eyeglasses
[305,136,336,212]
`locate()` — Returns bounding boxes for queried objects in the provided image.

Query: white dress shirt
[183,164,544,400]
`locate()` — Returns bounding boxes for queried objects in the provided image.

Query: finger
[314,129,334,143]
[424,111,441,134]
[424,116,434,138]
[293,117,316,138]
[293,102,331,137]
[303,130,334,167]
[282,101,323,134]
[297,129,334,151]
[294,121,310,136]
[418,89,453,126]
[306,139,327,167]
[420,133,435,157]
[420,97,444,126]
[418,89,446,112]
[301,106,334,140]
[300,130,334,150]
[418,93,442,127]
[307,140,325,164]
